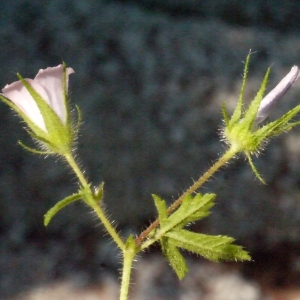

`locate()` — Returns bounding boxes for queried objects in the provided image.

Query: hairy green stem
[65,152,125,251]
[91,202,125,251]
[65,153,89,187]
[120,246,135,300]
[136,148,237,247]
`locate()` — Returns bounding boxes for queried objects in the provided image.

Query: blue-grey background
[1,1,300,299]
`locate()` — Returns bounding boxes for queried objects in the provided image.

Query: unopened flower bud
[255,66,300,124]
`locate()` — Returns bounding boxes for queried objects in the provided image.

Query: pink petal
[2,80,47,131]
[34,65,74,124]
[255,66,300,124]
[1,64,74,132]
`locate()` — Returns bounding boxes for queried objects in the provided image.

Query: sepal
[18,140,54,155]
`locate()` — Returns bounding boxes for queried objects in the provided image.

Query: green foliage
[153,193,214,231]
[161,236,188,280]
[153,193,250,279]
[6,56,300,300]
[18,140,54,155]
[165,230,251,262]
[44,192,82,226]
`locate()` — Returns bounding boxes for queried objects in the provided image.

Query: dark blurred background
[1,0,300,299]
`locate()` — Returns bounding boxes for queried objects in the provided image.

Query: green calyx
[222,54,270,154]
[222,53,300,183]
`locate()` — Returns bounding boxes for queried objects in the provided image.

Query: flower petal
[34,65,74,124]
[2,80,47,131]
[255,66,300,124]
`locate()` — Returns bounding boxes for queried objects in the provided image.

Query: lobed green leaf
[166,229,251,262]
[160,193,215,233]
[161,237,188,280]
[153,194,168,227]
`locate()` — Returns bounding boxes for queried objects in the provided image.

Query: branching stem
[120,244,135,300]
[135,148,237,246]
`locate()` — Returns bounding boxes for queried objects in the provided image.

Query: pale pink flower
[255,66,300,124]
[2,65,74,131]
